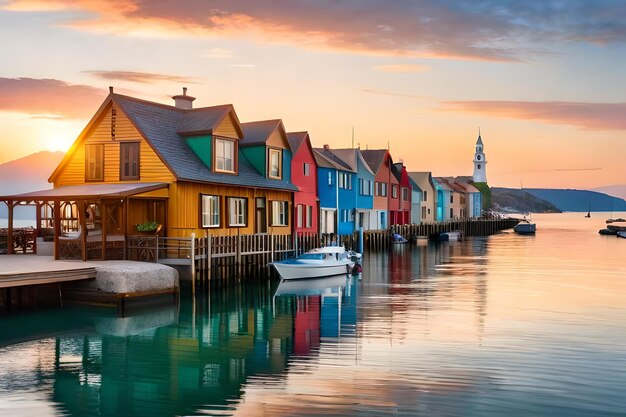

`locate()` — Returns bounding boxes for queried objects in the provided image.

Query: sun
[45,134,73,153]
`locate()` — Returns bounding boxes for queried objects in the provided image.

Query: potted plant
[135,221,162,235]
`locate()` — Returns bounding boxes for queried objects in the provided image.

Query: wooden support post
[207,234,212,282]
[34,202,41,254]
[7,202,14,255]
[101,202,107,260]
[80,200,87,261]
[122,198,128,260]
[191,232,196,295]
[53,200,60,260]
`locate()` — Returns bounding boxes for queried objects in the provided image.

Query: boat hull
[271,261,353,280]
[514,223,536,235]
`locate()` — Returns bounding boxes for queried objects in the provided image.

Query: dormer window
[215,138,235,173]
[268,148,282,179]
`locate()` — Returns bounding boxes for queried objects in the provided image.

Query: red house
[393,162,412,225]
[287,132,318,234]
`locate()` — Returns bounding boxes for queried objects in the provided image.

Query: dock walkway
[0,256,97,288]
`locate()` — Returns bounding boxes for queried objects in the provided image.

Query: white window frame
[328,172,333,185]
[392,185,398,199]
[306,205,313,228]
[215,138,235,173]
[268,148,282,179]
[228,197,247,227]
[201,195,220,228]
[303,163,310,176]
[271,201,288,226]
[296,204,304,228]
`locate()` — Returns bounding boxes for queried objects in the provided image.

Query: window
[369,180,373,196]
[328,172,333,185]
[338,172,344,188]
[450,208,454,218]
[306,205,313,228]
[347,174,352,190]
[303,163,310,176]
[215,139,235,173]
[85,144,104,181]
[359,178,372,195]
[402,188,409,201]
[450,194,454,204]
[423,190,428,201]
[341,209,354,223]
[120,142,139,180]
[376,182,387,197]
[392,185,398,199]
[228,197,247,226]
[422,206,426,219]
[296,204,304,228]
[268,148,282,179]
[271,201,288,226]
[201,195,220,228]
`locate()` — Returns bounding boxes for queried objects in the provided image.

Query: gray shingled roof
[313,148,354,172]
[114,94,296,191]
[240,119,282,147]
[176,104,237,136]
[286,132,307,154]
[360,149,388,173]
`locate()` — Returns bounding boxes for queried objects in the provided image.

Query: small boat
[270,246,361,280]
[437,230,462,241]
[606,218,626,224]
[391,233,408,244]
[617,231,626,239]
[585,203,591,218]
[514,220,536,235]
[599,228,617,236]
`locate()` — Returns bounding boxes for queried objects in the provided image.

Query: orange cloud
[442,100,626,131]
[0,77,104,119]
[84,70,202,84]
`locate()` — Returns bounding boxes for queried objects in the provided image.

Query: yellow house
[1,88,296,260]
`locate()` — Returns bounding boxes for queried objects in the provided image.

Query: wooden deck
[0,255,96,289]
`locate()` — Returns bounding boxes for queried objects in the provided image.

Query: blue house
[324,148,375,231]
[432,177,452,221]
[313,146,356,236]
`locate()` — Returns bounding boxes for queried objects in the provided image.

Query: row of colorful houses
[3,88,485,248]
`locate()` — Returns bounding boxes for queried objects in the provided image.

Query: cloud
[0,77,104,119]
[8,0,626,61]
[372,64,430,73]
[442,100,626,131]
[84,70,202,84]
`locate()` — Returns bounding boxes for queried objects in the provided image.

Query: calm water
[1,213,625,417]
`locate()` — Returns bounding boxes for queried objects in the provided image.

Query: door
[255,197,267,233]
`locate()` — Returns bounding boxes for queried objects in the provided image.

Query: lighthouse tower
[472,132,487,183]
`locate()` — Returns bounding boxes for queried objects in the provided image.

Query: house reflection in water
[0,275,359,417]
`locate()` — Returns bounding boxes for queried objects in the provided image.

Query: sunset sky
[1,0,625,188]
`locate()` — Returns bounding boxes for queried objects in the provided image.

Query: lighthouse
[472,133,487,183]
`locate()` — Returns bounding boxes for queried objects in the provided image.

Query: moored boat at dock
[270,246,361,280]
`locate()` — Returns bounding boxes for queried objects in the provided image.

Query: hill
[526,189,626,212]
[0,151,65,220]
[592,184,626,200]
[491,188,562,214]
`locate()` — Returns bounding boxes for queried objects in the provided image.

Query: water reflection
[0,213,625,416]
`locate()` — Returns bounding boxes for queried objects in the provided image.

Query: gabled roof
[432,177,453,192]
[321,148,375,177]
[313,148,354,172]
[286,132,308,154]
[408,176,422,193]
[391,162,403,182]
[110,94,296,191]
[360,149,389,173]
[176,104,242,137]
[240,119,285,147]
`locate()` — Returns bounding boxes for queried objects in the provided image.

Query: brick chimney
[172,87,196,109]
[323,144,330,150]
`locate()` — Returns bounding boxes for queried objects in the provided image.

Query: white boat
[514,220,536,235]
[270,246,361,280]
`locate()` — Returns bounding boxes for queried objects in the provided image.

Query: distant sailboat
[585,203,591,218]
